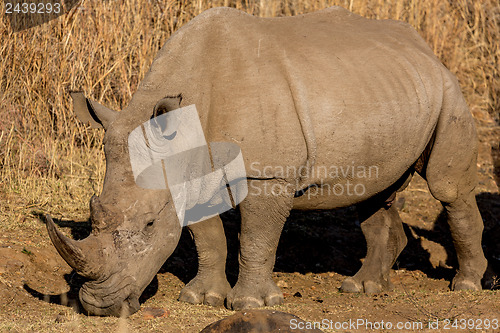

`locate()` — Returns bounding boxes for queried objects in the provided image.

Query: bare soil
[0,114,498,332]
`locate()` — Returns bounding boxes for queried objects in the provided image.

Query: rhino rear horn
[70,92,118,129]
[46,215,104,279]
[89,195,123,232]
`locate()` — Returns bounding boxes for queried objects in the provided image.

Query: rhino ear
[70,92,118,129]
[152,95,182,118]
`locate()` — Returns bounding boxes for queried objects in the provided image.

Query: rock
[276,280,289,288]
[200,310,324,333]
[141,307,169,319]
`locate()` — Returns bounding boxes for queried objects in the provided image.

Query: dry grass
[0,0,498,227]
[1,3,499,331]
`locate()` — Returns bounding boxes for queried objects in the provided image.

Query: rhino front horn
[46,215,103,279]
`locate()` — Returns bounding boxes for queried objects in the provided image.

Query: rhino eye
[146,220,155,228]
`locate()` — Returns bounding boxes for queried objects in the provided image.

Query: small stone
[293,292,302,298]
[276,280,288,288]
[142,307,170,319]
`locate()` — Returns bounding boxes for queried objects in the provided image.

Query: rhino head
[47,93,183,316]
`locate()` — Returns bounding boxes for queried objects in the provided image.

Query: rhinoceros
[47,6,487,316]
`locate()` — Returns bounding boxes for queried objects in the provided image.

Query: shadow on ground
[24,272,85,313]
[163,191,500,290]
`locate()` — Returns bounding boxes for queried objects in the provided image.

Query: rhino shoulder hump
[192,7,252,25]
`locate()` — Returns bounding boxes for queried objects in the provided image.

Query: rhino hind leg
[419,82,487,290]
[341,199,407,293]
[179,216,231,306]
[227,179,294,310]
[444,192,487,290]
[425,169,487,291]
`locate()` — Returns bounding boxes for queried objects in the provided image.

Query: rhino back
[128,7,447,194]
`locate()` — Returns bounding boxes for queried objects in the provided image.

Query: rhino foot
[340,277,390,293]
[179,275,231,307]
[451,275,482,291]
[340,277,363,293]
[227,279,283,310]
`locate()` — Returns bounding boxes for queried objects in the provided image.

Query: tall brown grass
[0,0,498,230]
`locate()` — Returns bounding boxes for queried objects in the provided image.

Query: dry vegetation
[0,0,498,230]
[0,0,499,332]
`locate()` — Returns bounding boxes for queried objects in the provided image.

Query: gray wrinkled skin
[48,7,487,316]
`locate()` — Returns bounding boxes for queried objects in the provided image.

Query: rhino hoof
[264,293,284,307]
[178,276,230,307]
[204,292,226,307]
[227,282,284,310]
[341,277,388,293]
[340,277,363,293]
[179,289,204,304]
[228,293,283,310]
[452,279,481,291]
[179,289,226,307]
[362,281,383,293]
[229,296,264,310]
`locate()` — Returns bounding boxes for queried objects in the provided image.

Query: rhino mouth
[79,274,140,317]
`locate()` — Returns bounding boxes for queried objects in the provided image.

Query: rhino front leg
[341,200,407,293]
[227,179,293,310]
[179,216,231,306]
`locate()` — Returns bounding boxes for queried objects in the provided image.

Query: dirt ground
[0,112,499,332]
